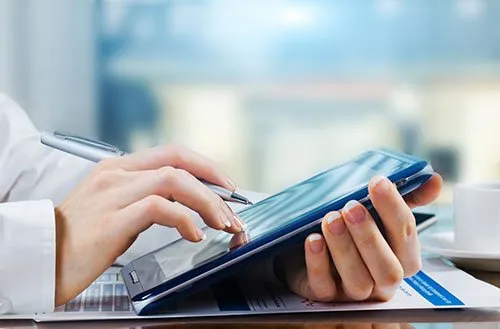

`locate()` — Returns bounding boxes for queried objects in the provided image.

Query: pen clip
[53,131,122,153]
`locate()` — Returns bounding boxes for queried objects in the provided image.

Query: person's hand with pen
[54,145,246,305]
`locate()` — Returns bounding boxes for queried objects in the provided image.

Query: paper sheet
[3,257,500,322]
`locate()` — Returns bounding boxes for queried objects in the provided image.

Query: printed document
[3,257,500,322]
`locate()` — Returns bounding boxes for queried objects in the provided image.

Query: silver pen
[40,131,252,205]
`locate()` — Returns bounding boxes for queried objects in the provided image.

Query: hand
[278,174,443,302]
[54,145,244,305]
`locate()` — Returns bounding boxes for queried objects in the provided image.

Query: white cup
[454,182,500,253]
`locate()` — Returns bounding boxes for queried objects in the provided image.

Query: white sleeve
[0,200,56,314]
[0,95,93,205]
[0,94,93,314]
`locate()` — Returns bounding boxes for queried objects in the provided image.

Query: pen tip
[231,192,253,205]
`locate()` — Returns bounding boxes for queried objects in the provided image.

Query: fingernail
[372,176,390,194]
[197,228,207,241]
[226,178,237,191]
[343,200,365,225]
[326,211,345,235]
[234,215,246,231]
[308,234,324,253]
[220,212,232,228]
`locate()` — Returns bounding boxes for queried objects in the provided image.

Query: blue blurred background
[1,0,500,202]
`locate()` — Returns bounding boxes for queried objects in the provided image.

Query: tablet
[122,148,434,314]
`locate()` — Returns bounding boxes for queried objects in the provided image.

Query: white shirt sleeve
[0,200,56,314]
[0,94,93,314]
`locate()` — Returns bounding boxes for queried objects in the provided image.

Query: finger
[106,144,236,191]
[125,167,242,232]
[404,173,443,209]
[177,169,244,234]
[116,195,206,242]
[176,170,244,233]
[321,211,374,301]
[369,176,421,277]
[342,200,404,301]
[304,234,339,302]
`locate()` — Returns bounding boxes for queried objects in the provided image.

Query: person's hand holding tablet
[279,173,443,303]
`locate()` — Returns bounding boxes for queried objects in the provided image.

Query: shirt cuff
[0,200,56,314]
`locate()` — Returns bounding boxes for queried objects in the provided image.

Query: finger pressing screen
[121,167,243,233]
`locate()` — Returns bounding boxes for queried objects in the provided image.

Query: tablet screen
[131,151,412,292]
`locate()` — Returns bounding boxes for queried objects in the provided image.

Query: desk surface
[4,309,500,329]
[2,206,500,328]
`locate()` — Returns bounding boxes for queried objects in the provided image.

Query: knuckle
[144,195,163,216]
[312,287,337,302]
[343,280,373,301]
[203,193,219,209]
[166,144,187,163]
[157,166,178,185]
[380,265,404,287]
[205,200,223,222]
[201,190,223,212]
[359,230,379,249]
[401,211,417,239]
[389,213,419,254]
[91,171,113,189]
[176,211,193,228]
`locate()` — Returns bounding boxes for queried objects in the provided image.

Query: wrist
[54,206,69,306]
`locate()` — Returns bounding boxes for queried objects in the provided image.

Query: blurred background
[2,0,500,203]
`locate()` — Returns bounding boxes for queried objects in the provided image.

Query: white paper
[2,257,500,322]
